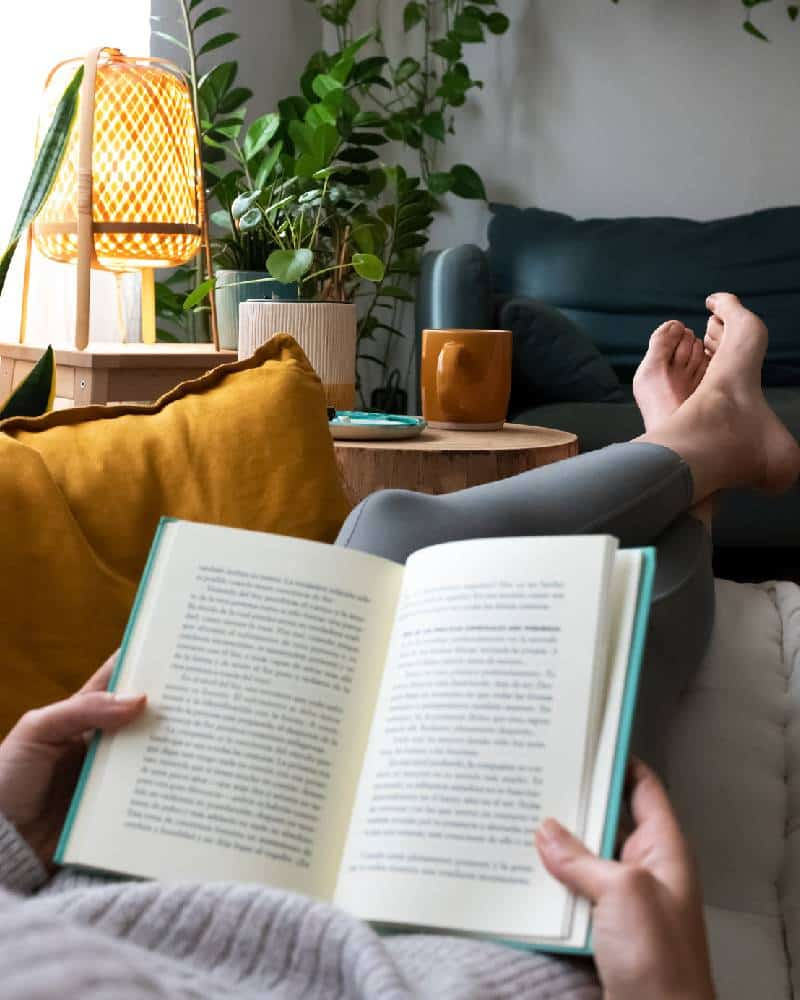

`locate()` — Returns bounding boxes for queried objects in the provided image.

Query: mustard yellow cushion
[0,335,351,734]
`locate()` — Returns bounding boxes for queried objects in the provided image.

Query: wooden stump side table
[334,423,579,506]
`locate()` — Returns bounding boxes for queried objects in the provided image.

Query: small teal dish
[329,412,427,441]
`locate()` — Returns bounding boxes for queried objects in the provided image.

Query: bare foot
[633,320,708,431]
[642,293,800,499]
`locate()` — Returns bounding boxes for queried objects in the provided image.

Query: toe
[648,320,684,359]
[674,330,694,368]
[704,315,723,353]
[687,336,706,379]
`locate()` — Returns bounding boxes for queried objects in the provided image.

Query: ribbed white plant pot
[238,300,357,411]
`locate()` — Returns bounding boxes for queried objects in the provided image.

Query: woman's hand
[535,759,715,1000]
[0,656,146,867]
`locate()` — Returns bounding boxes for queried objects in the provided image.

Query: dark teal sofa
[416,204,800,552]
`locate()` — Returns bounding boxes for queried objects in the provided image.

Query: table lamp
[0,47,232,409]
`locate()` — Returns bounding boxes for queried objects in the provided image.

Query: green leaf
[289,119,313,152]
[353,110,384,127]
[0,346,55,420]
[210,209,232,229]
[395,57,421,84]
[396,233,429,250]
[743,19,770,39]
[331,54,355,84]
[338,146,379,163]
[194,6,229,29]
[486,11,510,33]
[268,248,314,283]
[0,65,83,297]
[338,30,373,63]
[312,73,343,100]
[427,171,453,195]
[183,278,217,311]
[354,56,390,84]
[453,12,484,42]
[156,329,180,343]
[152,30,189,53]
[404,1,425,31]
[254,142,283,187]
[306,102,336,128]
[352,252,386,281]
[237,207,263,232]
[218,86,252,114]
[199,61,237,103]
[450,163,487,199]
[790,5,800,20]
[231,190,261,221]
[348,131,389,146]
[198,32,239,57]
[432,36,462,60]
[379,284,414,302]
[243,112,280,160]
[421,111,445,142]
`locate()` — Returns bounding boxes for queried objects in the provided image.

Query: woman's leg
[338,295,800,771]
[336,443,711,774]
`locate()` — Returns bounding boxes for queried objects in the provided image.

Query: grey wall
[151,0,320,119]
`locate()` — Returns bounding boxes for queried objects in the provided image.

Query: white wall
[340,0,800,250]
[0,2,150,345]
[151,0,321,120]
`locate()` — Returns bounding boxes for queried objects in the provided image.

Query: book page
[562,549,643,949]
[334,535,616,940]
[62,522,404,901]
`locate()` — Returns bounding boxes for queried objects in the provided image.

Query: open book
[56,520,655,954]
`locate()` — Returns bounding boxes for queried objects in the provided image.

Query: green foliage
[0,66,83,296]
[0,346,55,421]
[173,0,509,404]
[152,0,249,340]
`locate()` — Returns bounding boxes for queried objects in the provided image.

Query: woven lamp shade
[33,51,202,270]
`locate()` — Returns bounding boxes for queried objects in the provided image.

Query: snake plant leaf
[183,277,217,311]
[0,66,84,298]
[0,345,56,420]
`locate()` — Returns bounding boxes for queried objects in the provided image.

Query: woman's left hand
[0,656,146,867]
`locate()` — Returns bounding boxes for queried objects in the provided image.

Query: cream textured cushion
[666,579,800,999]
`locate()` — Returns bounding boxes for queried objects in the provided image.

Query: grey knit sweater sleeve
[0,814,599,1000]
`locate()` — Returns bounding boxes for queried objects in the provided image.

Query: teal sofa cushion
[488,204,800,385]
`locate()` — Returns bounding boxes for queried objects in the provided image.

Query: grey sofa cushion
[501,297,624,416]
[667,579,800,999]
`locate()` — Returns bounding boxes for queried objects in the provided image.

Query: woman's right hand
[0,657,146,868]
[535,759,715,1000]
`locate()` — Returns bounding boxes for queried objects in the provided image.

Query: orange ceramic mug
[421,328,512,430]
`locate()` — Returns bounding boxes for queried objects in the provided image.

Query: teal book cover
[505,545,657,957]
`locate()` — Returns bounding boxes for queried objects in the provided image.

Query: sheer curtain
[0,2,151,347]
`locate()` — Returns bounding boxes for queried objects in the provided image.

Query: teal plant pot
[215,270,297,350]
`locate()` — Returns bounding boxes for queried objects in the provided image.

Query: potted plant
[185,35,387,407]
[182,2,511,410]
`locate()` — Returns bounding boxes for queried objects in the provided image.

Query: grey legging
[335,441,714,774]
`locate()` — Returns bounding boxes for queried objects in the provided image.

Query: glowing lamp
[23,46,218,350]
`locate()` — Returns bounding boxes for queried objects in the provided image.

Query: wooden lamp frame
[21,46,219,351]
[0,48,235,408]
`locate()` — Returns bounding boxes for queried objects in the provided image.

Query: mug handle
[436,340,468,418]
